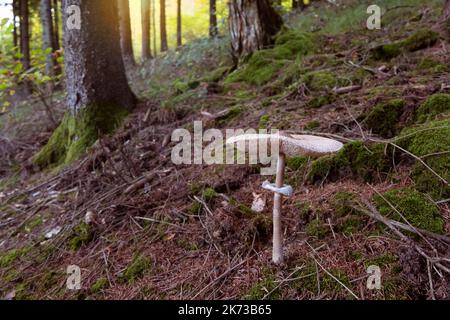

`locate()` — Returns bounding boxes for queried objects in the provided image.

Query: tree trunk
[12,0,18,48]
[152,0,157,57]
[40,0,55,78]
[118,0,135,65]
[19,0,31,94]
[160,0,168,52]
[228,0,283,60]
[209,0,218,38]
[176,0,182,48]
[444,0,450,20]
[34,0,137,168]
[52,0,60,51]
[141,0,152,60]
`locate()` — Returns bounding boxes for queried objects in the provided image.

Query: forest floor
[0,0,449,300]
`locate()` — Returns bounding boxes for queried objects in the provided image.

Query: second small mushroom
[227,132,344,265]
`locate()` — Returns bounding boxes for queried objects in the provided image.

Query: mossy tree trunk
[118,0,136,66]
[228,0,283,60]
[34,0,136,168]
[176,0,182,48]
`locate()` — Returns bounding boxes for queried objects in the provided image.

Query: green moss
[91,278,109,294]
[307,94,335,109]
[286,156,308,171]
[201,66,231,83]
[415,94,450,123]
[259,115,270,129]
[274,30,315,56]
[250,214,272,239]
[364,254,399,269]
[364,99,406,138]
[245,271,280,300]
[298,263,351,295]
[24,217,43,232]
[226,32,315,86]
[202,188,218,201]
[305,120,320,131]
[398,119,450,199]
[173,79,200,94]
[34,103,129,168]
[303,71,337,91]
[216,105,244,125]
[374,188,444,234]
[68,223,94,251]
[124,255,151,283]
[0,247,31,268]
[371,29,440,61]
[190,201,202,215]
[308,155,334,182]
[305,219,329,239]
[308,142,390,183]
[417,58,450,73]
[333,192,358,217]
[337,216,364,236]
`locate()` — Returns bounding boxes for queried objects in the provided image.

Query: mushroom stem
[272,153,286,265]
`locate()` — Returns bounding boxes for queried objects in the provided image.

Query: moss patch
[374,188,444,234]
[415,93,450,123]
[397,118,450,199]
[226,32,315,86]
[245,270,280,300]
[0,247,31,268]
[364,99,406,138]
[33,103,129,168]
[68,223,94,251]
[91,278,109,294]
[308,142,390,183]
[305,219,329,239]
[124,255,151,283]
[371,29,439,61]
[303,71,337,91]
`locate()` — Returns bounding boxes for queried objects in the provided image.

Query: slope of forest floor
[1,0,449,300]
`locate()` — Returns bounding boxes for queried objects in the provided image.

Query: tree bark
[52,0,60,51]
[176,0,182,48]
[228,0,283,60]
[152,0,157,57]
[141,0,152,60]
[444,0,450,20]
[19,0,31,94]
[40,0,55,77]
[209,0,218,38]
[34,0,137,167]
[118,0,135,65]
[160,0,168,52]
[12,0,18,48]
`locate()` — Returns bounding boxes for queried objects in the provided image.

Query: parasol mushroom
[227,133,344,264]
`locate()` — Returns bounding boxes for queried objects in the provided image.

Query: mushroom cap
[226,133,344,157]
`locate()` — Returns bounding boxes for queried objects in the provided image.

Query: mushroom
[227,133,344,264]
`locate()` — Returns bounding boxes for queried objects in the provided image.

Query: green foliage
[216,105,244,125]
[374,188,444,234]
[397,118,450,199]
[332,192,359,217]
[202,188,218,201]
[415,94,450,123]
[371,29,439,61]
[364,99,406,138]
[124,255,151,283]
